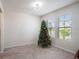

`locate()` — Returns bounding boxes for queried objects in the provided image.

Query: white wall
[0,0,4,53]
[4,11,41,48]
[42,2,79,53]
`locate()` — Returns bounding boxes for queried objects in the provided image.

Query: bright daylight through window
[58,14,71,40]
[47,14,71,40]
[47,17,55,38]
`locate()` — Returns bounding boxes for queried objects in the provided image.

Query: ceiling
[1,0,79,16]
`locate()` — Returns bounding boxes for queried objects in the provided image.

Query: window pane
[49,28,55,38]
[59,28,71,40]
[59,28,65,39]
[48,19,55,28]
[65,21,71,27]
[59,15,65,21]
[59,14,71,27]
[59,15,65,27]
[47,19,55,38]
[59,21,64,27]
[65,28,71,39]
[59,19,71,27]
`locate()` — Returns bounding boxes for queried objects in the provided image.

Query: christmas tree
[38,20,51,48]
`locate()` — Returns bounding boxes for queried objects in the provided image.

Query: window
[59,14,71,40]
[47,17,55,38]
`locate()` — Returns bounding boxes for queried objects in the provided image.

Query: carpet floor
[0,45,74,59]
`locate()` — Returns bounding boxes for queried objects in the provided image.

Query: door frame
[0,12,4,53]
[0,1,4,53]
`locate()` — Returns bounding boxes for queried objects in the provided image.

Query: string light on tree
[38,20,52,48]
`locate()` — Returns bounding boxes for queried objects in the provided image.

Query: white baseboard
[4,43,35,51]
[54,45,75,54]
[3,43,76,54]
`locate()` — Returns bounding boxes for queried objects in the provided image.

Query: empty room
[0,0,79,59]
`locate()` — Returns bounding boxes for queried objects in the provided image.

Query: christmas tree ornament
[38,20,52,48]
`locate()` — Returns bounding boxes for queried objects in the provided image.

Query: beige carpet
[0,45,74,59]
